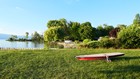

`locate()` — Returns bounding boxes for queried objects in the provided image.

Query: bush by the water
[78,39,97,48]
[85,24,140,49]
[78,37,117,49]
[78,43,88,48]
[118,25,140,48]
[87,41,99,48]
[83,39,91,44]
[44,42,64,49]
[58,44,64,49]
[99,37,116,48]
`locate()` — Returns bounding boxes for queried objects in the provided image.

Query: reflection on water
[0,39,44,48]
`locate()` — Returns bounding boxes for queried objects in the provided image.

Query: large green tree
[31,31,43,41]
[116,24,127,30]
[118,14,140,48]
[47,18,69,36]
[79,22,94,40]
[68,21,80,40]
[95,24,114,37]
[133,13,140,26]
[47,18,68,28]
[59,18,69,35]
[118,25,140,48]
[104,24,114,36]
[25,32,29,39]
[96,25,104,37]
[44,27,65,42]
[47,20,61,28]
[8,35,17,41]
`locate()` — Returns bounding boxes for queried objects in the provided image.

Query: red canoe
[76,52,124,61]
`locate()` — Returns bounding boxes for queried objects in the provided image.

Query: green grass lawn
[0,49,140,79]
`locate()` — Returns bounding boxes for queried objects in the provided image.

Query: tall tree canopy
[25,32,29,39]
[96,25,104,37]
[104,24,114,36]
[68,21,80,40]
[31,31,43,41]
[116,24,127,30]
[95,24,114,37]
[44,27,65,42]
[47,20,61,28]
[118,25,140,48]
[133,13,140,26]
[79,22,94,40]
[47,18,69,36]
[47,18,68,28]
[45,18,129,42]
[118,14,140,48]
[109,28,120,38]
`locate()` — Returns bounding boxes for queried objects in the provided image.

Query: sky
[0,0,140,35]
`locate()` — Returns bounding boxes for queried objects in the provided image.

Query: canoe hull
[76,52,124,60]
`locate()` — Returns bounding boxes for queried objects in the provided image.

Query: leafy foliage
[25,32,29,39]
[83,39,91,44]
[95,24,114,38]
[99,37,116,48]
[7,35,18,41]
[118,25,140,48]
[45,19,96,41]
[31,31,43,42]
[109,28,120,38]
[44,14,140,49]
[79,22,94,40]
[68,21,80,40]
[87,41,99,48]
[104,24,114,36]
[133,13,140,26]
[44,27,65,42]
[117,14,140,48]
[96,25,105,37]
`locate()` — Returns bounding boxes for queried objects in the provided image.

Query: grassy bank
[0,49,140,79]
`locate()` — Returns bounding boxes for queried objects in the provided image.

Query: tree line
[44,19,126,41]
[44,13,140,49]
[7,31,43,42]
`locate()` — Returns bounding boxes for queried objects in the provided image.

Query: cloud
[0,28,3,32]
[16,7,24,11]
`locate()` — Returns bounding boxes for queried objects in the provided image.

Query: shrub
[78,44,88,48]
[87,41,99,48]
[83,39,91,44]
[74,40,80,44]
[58,45,64,49]
[118,25,140,48]
[44,41,60,49]
[99,37,115,48]
[78,41,99,49]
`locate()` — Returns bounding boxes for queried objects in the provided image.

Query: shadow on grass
[111,56,140,61]
[100,65,140,74]
[100,56,140,74]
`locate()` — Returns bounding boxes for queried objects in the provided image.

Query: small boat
[76,52,124,61]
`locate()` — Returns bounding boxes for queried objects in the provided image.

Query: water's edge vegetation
[5,14,140,49]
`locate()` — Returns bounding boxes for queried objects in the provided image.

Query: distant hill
[0,33,11,39]
[0,33,30,39]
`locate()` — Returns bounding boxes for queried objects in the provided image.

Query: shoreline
[0,47,44,50]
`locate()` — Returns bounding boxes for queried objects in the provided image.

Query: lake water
[0,39,44,48]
